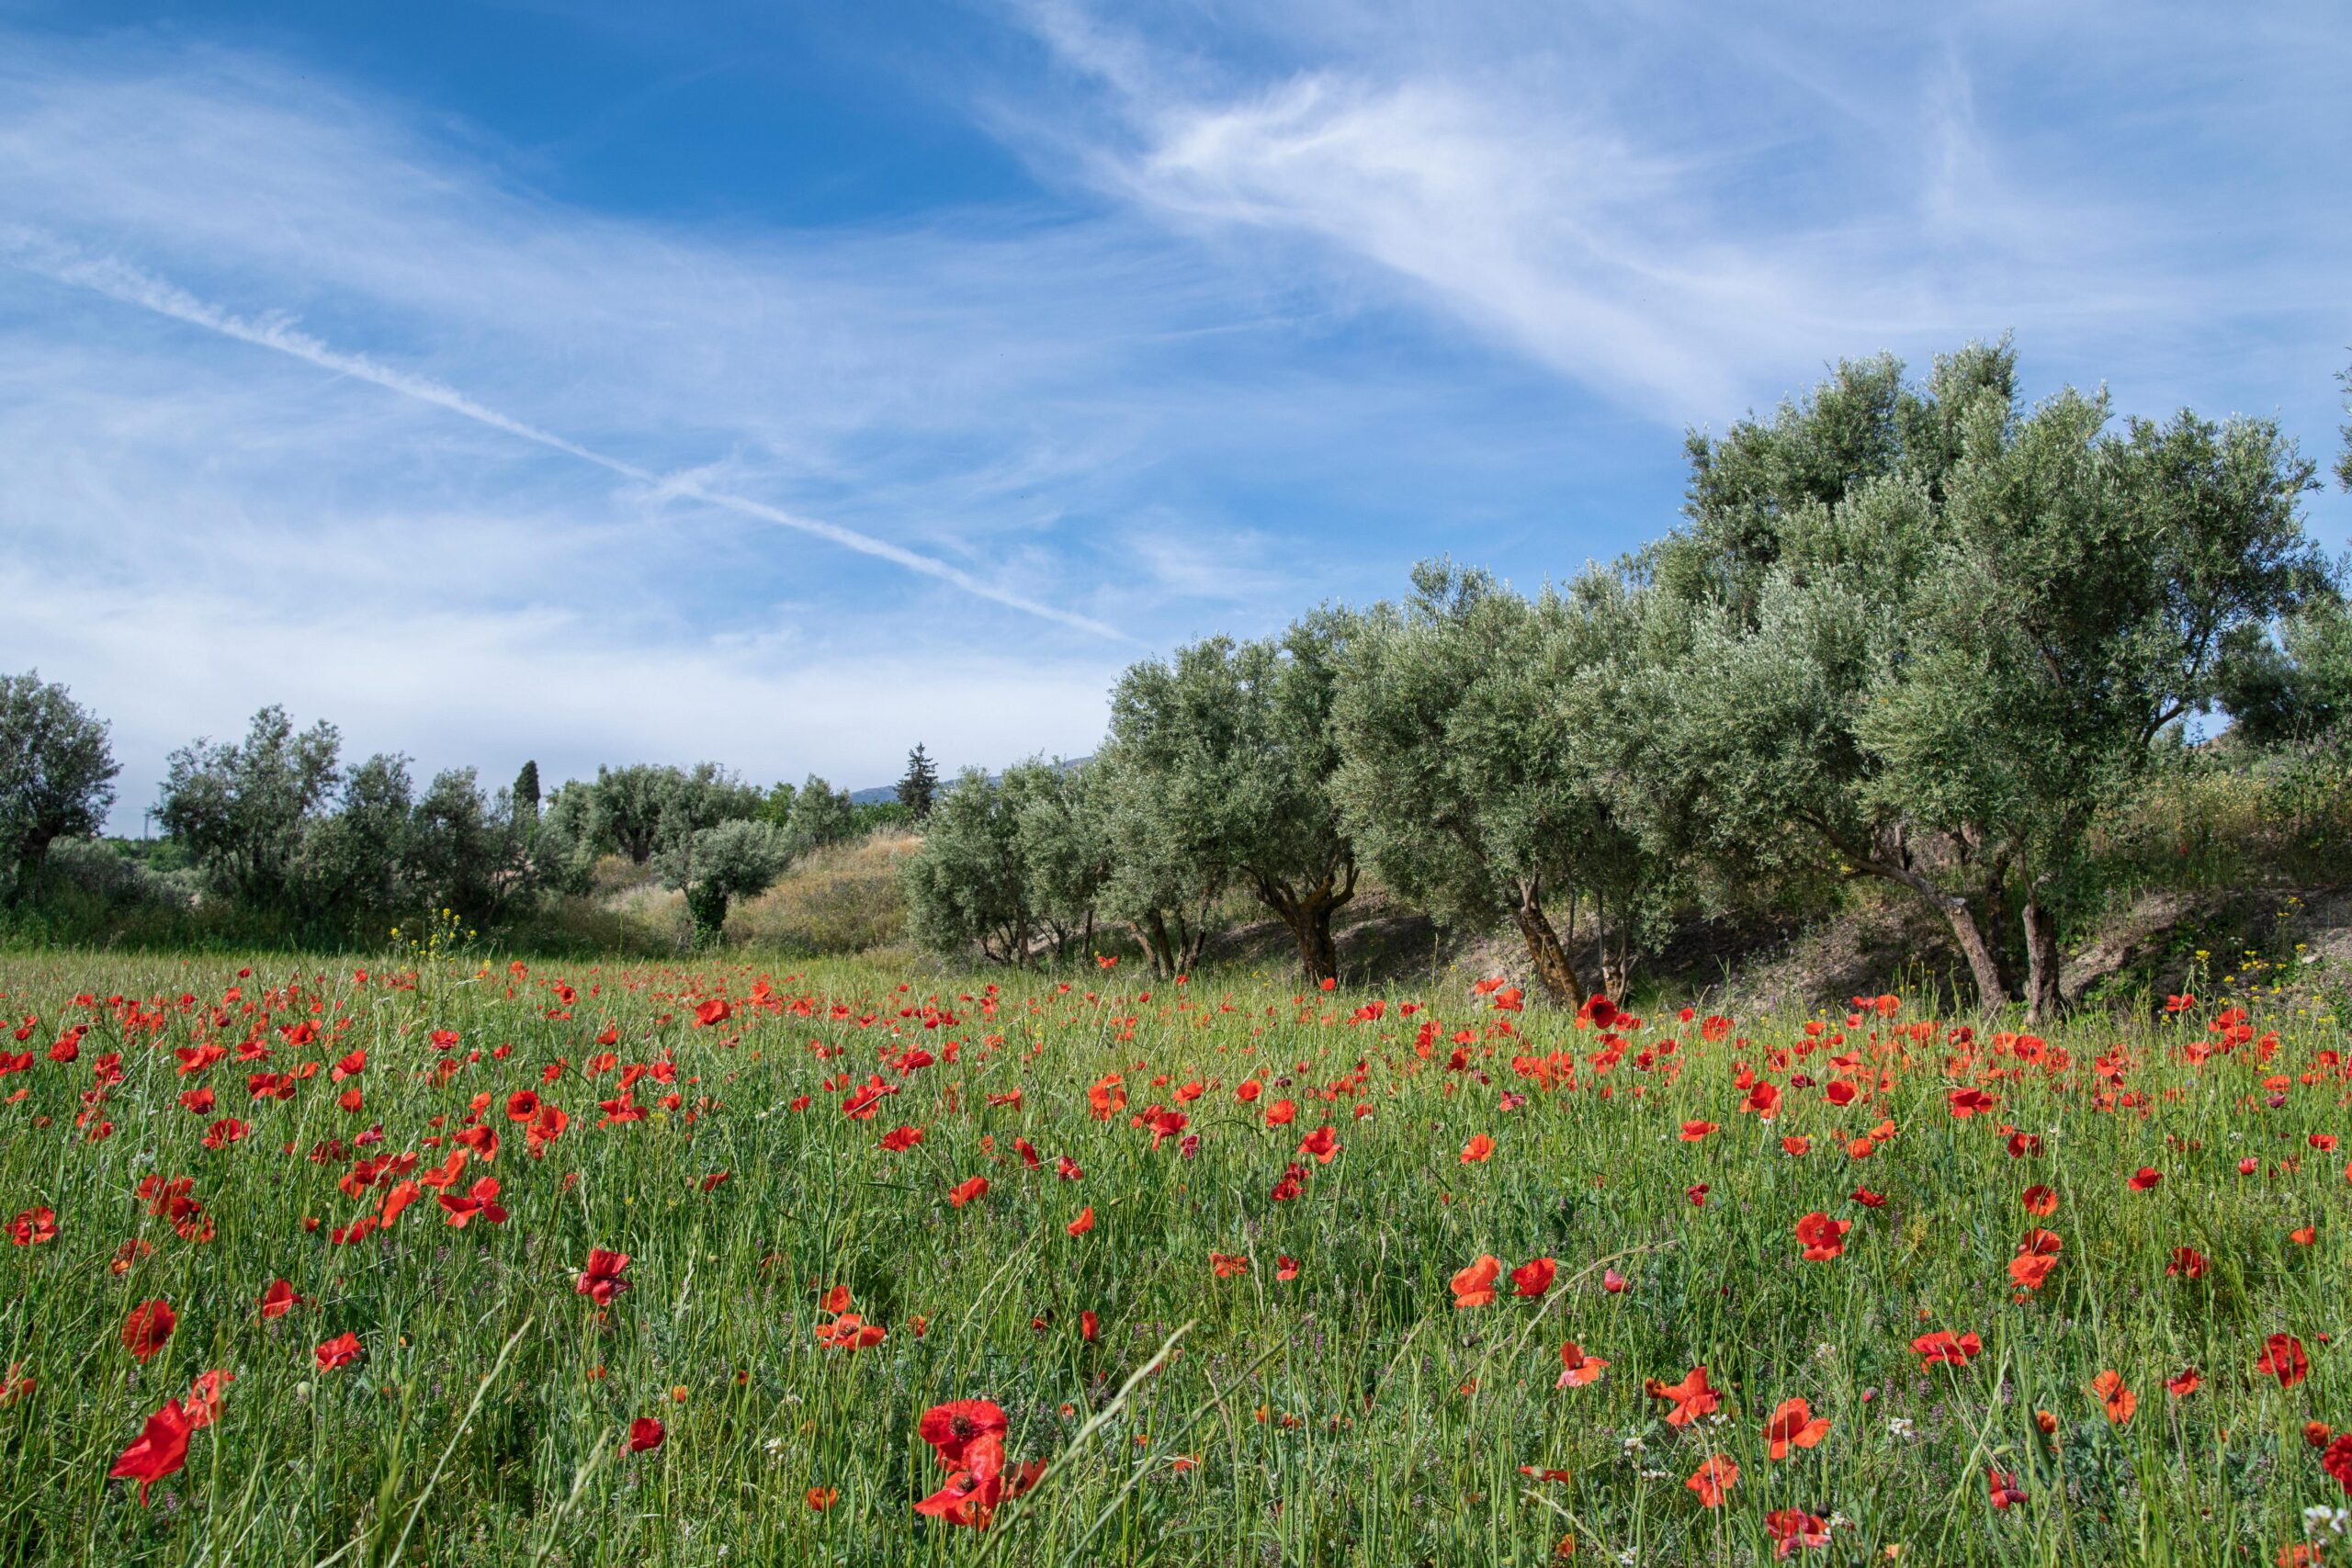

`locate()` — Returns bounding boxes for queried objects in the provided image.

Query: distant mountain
[850,754,1093,805]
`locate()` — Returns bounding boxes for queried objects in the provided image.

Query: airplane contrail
[0,227,1132,642]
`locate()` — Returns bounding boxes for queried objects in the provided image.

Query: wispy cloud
[1,227,1132,639]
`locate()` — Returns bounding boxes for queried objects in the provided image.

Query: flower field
[2,950,2349,1566]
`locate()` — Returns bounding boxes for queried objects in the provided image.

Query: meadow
[1,938,2348,1567]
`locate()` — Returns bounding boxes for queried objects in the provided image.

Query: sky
[1,0,2346,830]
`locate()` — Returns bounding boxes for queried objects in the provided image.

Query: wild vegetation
[2,942,2350,1565]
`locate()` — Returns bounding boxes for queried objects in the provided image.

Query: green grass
[0,942,2346,1565]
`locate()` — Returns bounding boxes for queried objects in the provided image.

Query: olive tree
[157,705,342,913]
[660,818,797,945]
[900,765,1035,964]
[1330,562,1674,1003]
[1103,613,1358,983]
[0,671,119,900]
[1651,342,2324,1018]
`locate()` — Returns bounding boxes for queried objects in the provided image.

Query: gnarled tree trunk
[1251,860,1357,986]
[2021,896,2064,1024]
[1510,877,1584,1003]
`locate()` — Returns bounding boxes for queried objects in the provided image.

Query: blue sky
[2,0,2346,828]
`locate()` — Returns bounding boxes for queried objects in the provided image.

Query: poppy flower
[948,1177,989,1208]
[1211,1252,1250,1278]
[2088,1370,2135,1424]
[2127,1168,2163,1191]
[2166,1247,2208,1279]
[1510,1257,1557,1297]
[108,1398,192,1503]
[1685,1453,1736,1507]
[1849,1186,1886,1208]
[628,1416,665,1452]
[1297,1125,1340,1164]
[1946,1088,1998,1118]
[438,1177,507,1228]
[1987,1470,2028,1509]
[1679,1121,1717,1142]
[184,1369,232,1430]
[260,1279,302,1318]
[1765,1506,1828,1557]
[315,1332,365,1371]
[1555,1342,1608,1388]
[1910,1329,1981,1369]
[122,1300,175,1363]
[2165,1368,2200,1398]
[1763,1397,1831,1458]
[1460,1134,1495,1164]
[1067,1206,1094,1236]
[880,1124,924,1152]
[914,1430,1043,1530]
[2323,1432,2352,1495]
[807,1486,839,1511]
[1646,1366,1720,1427]
[577,1249,632,1305]
[1451,1255,1501,1309]
[7,1206,56,1246]
[1793,1212,1849,1262]
[918,1399,1009,1470]
[2021,1185,2057,1215]
[2257,1333,2308,1388]
[1601,1268,1627,1294]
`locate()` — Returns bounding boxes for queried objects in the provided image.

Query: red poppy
[913,1429,1043,1529]
[919,1399,1009,1469]
[2021,1185,2057,1215]
[1067,1206,1094,1236]
[629,1416,665,1452]
[1910,1329,1981,1369]
[1679,1121,1717,1142]
[1685,1453,1736,1506]
[948,1176,989,1208]
[2127,1167,2163,1191]
[108,1398,192,1504]
[2166,1247,2208,1279]
[1765,1507,1829,1558]
[122,1299,175,1363]
[1763,1397,1831,1458]
[1460,1134,1495,1164]
[1555,1342,1608,1389]
[438,1177,507,1228]
[1510,1257,1556,1297]
[2323,1432,2352,1495]
[7,1206,57,1246]
[2089,1370,2135,1424]
[1946,1088,1998,1118]
[880,1124,925,1152]
[2165,1367,2201,1398]
[1451,1255,1501,1309]
[1987,1470,2028,1509]
[260,1279,302,1319]
[1646,1366,1720,1427]
[1849,1186,1886,1208]
[577,1249,632,1305]
[185,1368,233,1430]
[1793,1212,1849,1262]
[315,1331,365,1371]
[2257,1333,2308,1388]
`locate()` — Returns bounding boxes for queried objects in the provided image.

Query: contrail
[0,228,1131,642]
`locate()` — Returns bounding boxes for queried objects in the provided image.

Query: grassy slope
[0,946,2346,1565]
